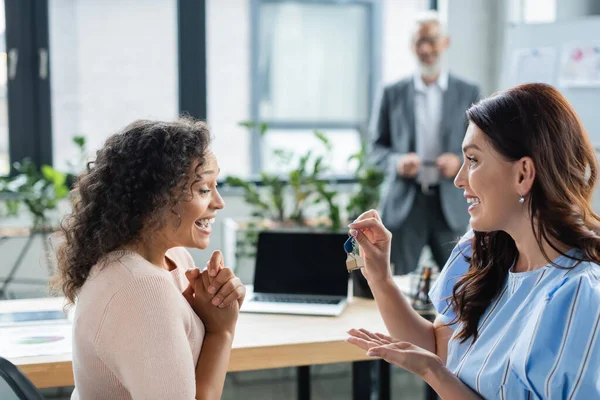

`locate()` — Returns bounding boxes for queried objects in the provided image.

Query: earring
[519,195,525,204]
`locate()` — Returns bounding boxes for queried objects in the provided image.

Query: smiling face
[454,123,525,232]
[160,151,225,250]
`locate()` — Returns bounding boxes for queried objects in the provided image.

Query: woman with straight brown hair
[346,83,600,399]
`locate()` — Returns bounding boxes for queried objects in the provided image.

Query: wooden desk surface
[3,276,436,389]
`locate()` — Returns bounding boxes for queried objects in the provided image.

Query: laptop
[241,231,350,316]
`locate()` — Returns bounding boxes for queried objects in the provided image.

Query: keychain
[344,235,365,272]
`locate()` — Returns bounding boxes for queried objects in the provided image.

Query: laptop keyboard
[252,294,341,305]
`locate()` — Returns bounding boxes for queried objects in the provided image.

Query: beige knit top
[70,247,205,399]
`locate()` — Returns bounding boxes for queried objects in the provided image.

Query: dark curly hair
[55,117,212,304]
[451,83,600,342]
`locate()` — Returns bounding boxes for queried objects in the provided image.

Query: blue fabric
[429,233,600,399]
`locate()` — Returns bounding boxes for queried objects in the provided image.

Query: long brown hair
[55,117,211,304]
[452,83,600,342]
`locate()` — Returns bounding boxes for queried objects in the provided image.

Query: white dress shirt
[414,71,448,189]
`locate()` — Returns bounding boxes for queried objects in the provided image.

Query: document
[0,323,72,358]
[510,47,557,86]
[559,42,600,87]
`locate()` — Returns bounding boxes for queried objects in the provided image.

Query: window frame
[4,0,52,176]
[178,0,208,120]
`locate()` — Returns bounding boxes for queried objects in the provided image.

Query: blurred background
[0,0,599,399]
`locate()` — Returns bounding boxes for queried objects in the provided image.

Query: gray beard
[418,60,442,79]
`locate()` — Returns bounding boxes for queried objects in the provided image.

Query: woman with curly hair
[56,118,245,399]
[346,84,600,399]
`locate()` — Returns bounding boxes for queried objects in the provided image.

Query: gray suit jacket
[369,74,481,232]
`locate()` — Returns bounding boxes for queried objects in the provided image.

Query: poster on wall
[559,42,600,88]
[509,47,557,86]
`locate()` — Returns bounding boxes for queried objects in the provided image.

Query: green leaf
[238,121,256,129]
[6,175,28,192]
[41,165,67,187]
[73,136,86,149]
[238,121,269,137]
[258,123,269,137]
[313,130,332,152]
[224,176,245,187]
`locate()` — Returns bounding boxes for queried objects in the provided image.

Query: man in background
[370,11,480,275]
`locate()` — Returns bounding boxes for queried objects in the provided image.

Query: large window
[257,3,369,122]
[48,0,179,172]
[523,0,556,23]
[507,0,557,24]
[250,0,379,176]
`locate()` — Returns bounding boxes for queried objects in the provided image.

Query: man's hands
[436,153,461,179]
[396,153,421,177]
[396,152,461,179]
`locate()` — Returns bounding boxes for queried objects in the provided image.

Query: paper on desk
[0,323,72,358]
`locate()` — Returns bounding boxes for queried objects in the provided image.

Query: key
[344,236,365,272]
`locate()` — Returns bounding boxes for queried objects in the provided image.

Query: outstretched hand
[346,328,443,379]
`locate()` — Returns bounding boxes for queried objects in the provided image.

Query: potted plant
[0,136,86,232]
[0,159,69,232]
[345,141,385,221]
[223,122,385,276]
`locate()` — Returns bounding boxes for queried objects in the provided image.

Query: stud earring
[519,195,525,204]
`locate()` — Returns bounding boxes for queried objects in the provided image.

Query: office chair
[0,356,44,400]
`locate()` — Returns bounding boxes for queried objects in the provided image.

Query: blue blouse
[429,232,600,399]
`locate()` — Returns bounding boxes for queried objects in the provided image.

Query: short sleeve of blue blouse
[428,230,473,327]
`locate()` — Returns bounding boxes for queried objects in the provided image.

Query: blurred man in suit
[370,11,480,275]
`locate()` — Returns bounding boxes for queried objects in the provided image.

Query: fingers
[216,282,245,308]
[406,160,420,176]
[374,332,394,344]
[366,344,390,358]
[182,283,195,306]
[348,217,388,233]
[352,209,382,223]
[345,335,373,351]
[199,268,211,292]
[369,341,415,358]
[211,277,242,307]
[185,268,200,285]
[207,267,235,295]
[348,229,375,254]
[207,250,225,283]
[347,328,381,346]
[358,328,385,343]
[436,157,445,170]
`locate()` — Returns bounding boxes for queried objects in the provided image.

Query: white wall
[380,0,428,84]
[442,0,506,95]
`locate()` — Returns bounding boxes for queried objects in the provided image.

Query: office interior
[0,0,599,399]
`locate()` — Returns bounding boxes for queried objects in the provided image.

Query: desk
[2,277,436,399]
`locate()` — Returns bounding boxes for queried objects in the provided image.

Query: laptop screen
[253,231,349,297]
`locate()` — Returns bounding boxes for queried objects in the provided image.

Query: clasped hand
[182,250,246,334]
